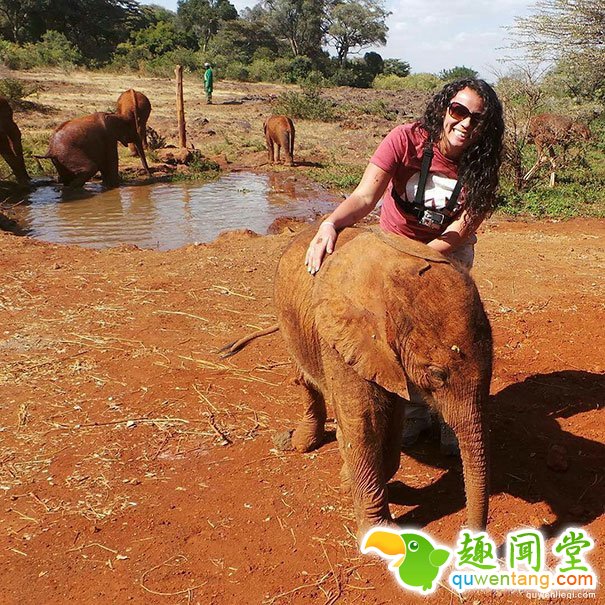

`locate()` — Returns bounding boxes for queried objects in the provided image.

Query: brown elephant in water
[264,115,295,166]
[0,96,30,184]
[43,112,151,188]
[116,89,152,158]
[274,226,493,538]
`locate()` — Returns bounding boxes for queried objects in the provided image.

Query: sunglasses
[448,101,484,126]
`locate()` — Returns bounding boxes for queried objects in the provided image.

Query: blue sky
[147,0,534,78]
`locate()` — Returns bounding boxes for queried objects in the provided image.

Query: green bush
[373,72,441,92]
[111,43,152,71]
[357,99,397,121]
[141,48,201,77]
[273,87,335,121]
[0,40,36,70]
[382,58,411,78]
[439,66,479,82]
[248,58,293,83]
[372,73,407,90]
[0,78,42,102]
[288,56,313,83]
[35,31,82,67]
[0,32,81,69]
[223,61,250,81]
[329,64,374,88]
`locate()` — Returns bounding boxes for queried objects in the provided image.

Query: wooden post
[175,65,186,148]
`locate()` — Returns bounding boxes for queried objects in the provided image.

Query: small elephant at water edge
[116,89,152,157]
[274,226,493,538]
[41,112,151,188]
[0,96,30,185]
[264,115,295,166]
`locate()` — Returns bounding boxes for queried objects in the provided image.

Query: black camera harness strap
[391,147,463,228]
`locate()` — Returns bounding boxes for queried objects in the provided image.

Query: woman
[305,78,505,453]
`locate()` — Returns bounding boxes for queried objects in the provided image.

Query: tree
[326,0,389,66]
[511,0,604,62]
[0,0,45,43]
[208,19,280,64]
[509,0,604,101]
[439,66,478,82]
[177,0,238,51]
[130,20,188,56]
[263,0,325,59]
[363,51,382,75]
[382,58,410,78]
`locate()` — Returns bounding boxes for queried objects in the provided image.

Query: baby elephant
[116,89,152,157]
[264,115,295,166]
[275,226,493,539]
[42,112,151,188]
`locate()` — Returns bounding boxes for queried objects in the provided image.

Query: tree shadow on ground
[389,370,604,537]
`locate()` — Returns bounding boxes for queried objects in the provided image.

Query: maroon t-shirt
[370,122,464,242]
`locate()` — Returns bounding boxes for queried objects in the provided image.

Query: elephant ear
[314,231,422,400]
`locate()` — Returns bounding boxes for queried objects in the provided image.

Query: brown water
[17,172,340,250]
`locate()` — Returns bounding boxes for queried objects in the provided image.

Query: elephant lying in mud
[116,89,152,157]
[264,115,295,166]
[42,112,151,188]
[226,226,493,539]
[0,96,30,185]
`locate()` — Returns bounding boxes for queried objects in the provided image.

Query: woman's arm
[427,208,485,255]
[305,162,391,274]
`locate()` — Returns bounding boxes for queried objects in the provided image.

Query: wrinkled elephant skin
[45,112,150,188]
[264,115,295,166]
[116,89,152,160]
[0,96,30,184]
[275,226,493,538]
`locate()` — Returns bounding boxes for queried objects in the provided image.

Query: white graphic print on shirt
[405,171,458,210]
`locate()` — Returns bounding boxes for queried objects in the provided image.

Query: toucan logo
[361,528,451,593]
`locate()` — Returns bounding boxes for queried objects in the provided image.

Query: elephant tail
[218,324,279,358]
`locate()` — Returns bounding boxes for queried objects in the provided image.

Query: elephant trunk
[440,384,490,530]
[134,138,151,176]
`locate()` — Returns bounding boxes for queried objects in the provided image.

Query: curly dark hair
[420,78,505,222]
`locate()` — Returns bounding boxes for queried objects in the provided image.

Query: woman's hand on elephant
[305,221,337,275]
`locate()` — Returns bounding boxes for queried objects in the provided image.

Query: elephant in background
[275,226,493,538]
[264,115,295,166]
[42,112,151,188]
[0,96,30,185]
[116,89,152,158]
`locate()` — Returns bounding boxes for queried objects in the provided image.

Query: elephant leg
[284,134,294,166]
[291,373,327,453]
[101,145,120,188]
[276,143,281,163]
[327,360,393,533]
[52,159,90,188]
[266,135,274,163]
[127,142,139,157]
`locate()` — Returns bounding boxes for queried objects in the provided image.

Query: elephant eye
[426,365,448,389]
[409,540,419,552]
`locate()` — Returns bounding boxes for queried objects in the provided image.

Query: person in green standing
[203,62,213,105]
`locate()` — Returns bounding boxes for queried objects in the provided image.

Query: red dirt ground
[0,208,603,604]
